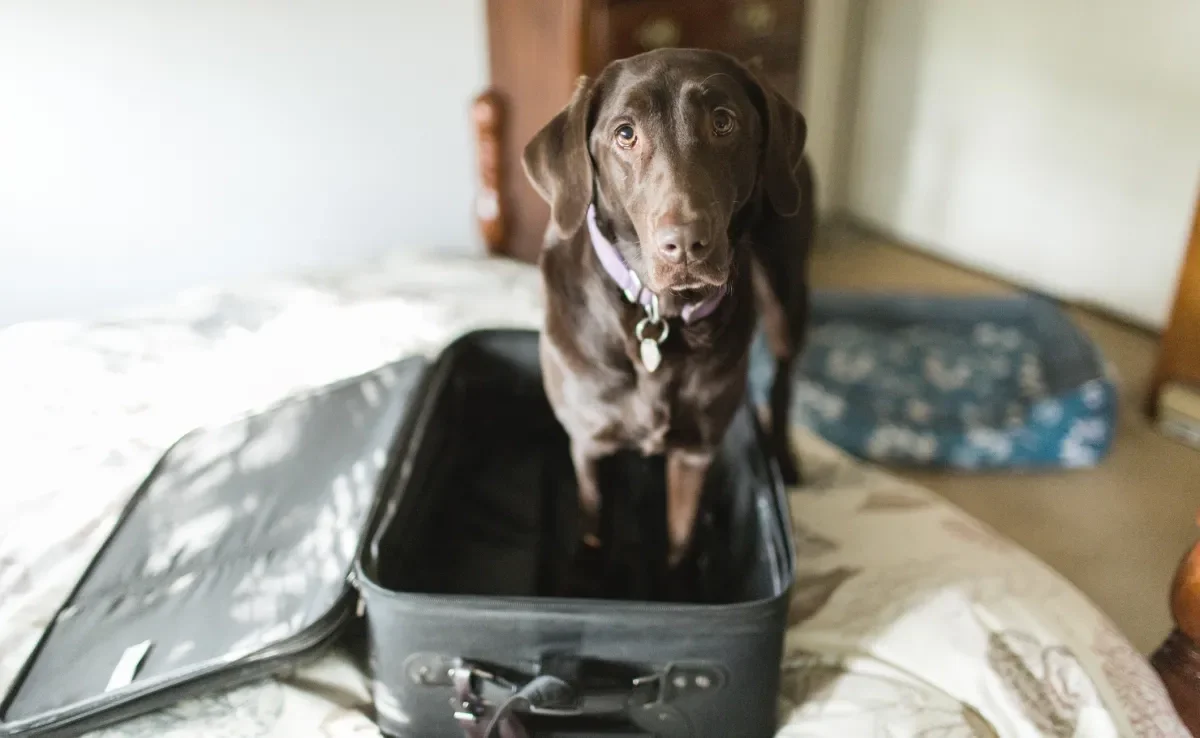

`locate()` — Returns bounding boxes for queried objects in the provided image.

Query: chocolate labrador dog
[523,48,814,567]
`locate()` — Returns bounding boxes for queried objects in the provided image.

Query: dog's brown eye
[712,109,736,136]
[615,124,637,148]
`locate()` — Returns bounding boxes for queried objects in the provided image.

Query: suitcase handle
[405,652,722,737]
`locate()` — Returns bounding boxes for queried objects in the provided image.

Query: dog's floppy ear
[743,61,807,218]
[522,76,596,239]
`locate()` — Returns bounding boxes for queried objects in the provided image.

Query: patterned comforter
[0,252,1186,737]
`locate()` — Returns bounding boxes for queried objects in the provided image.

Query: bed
[0,246,1192,737]
[1,12,1197,729]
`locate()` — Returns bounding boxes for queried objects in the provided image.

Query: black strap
[481,675,575,738]
[445,655,712,738]
[454,669,577,738]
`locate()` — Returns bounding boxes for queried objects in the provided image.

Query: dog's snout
[653,218,711,263]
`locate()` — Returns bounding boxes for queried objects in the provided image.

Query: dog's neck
[585,204,726,323]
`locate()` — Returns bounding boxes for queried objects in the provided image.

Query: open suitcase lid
[0,356,430,738]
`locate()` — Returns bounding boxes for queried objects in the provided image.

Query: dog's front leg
[666,448,713,568]
[571,442,604,549]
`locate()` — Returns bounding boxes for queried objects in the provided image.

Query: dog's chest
[616,366,674,456]
[589,347,719,455]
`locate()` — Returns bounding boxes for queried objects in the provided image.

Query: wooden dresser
[474,0,807,263]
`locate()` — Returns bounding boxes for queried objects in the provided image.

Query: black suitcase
[357,330,795,738]
[0,330,794,738]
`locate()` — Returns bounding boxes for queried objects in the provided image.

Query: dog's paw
[562,539,608,598]
[666,544,688,572]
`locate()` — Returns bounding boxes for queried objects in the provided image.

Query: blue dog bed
[748,293,1117,470]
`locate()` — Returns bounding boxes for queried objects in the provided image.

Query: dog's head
[522,48,806,296]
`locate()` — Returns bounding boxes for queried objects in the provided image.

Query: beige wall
[801,0,867,216]
[843,0,1200,328]
[6,1,1193,329]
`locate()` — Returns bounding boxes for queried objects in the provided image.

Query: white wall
[0,1,487,327]
[846,0,1200,328]
[801,0,867,216]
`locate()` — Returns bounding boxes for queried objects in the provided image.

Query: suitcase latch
[626,662,726,737]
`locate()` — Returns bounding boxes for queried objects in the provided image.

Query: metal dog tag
[635,296,669,373]
[640,339,662,373]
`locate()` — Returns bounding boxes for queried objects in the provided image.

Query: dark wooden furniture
[475,0,807,263]
[1153,517,1200,735]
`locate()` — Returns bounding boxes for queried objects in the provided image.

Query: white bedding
[0,253,1186,737]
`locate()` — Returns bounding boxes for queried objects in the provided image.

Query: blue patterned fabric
[748,293,1117,469]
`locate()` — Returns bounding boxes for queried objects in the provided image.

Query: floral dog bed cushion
[0,253,1183,737]
[749,293,1118,470]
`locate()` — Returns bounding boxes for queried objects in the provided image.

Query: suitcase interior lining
[368,332,788,606]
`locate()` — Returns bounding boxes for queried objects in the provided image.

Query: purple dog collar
[586,205,726,324]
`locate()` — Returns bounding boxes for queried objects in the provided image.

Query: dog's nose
[654,220,710,263]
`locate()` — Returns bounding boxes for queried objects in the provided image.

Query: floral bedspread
[0,252,1185,737]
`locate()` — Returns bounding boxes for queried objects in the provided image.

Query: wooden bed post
[476,0,589,263]
[1152,515,1200,735]
[472,89,507,256]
